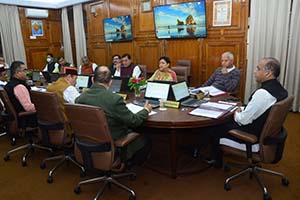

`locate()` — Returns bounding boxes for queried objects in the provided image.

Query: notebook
[109,78,122,93]
[133,81,171,109]
[171,81,205,108]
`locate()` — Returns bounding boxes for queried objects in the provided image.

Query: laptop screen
[109,78,122,93]
[76,75,90,88]
[171,81,190,101]
[145,81,170,100]
[32,71,41,82]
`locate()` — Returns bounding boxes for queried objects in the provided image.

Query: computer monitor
[171,81,190,101]
[76,75,90,89]
[145,81,170,100]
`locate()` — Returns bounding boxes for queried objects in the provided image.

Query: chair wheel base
[129,195,136,200]
[263,193,272,200]
[4,155,10,161]
[224,183,231,191]
[74,186,81,194]
[47,176,53,184]
[281,178,289,186]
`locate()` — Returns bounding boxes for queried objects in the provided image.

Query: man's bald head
[94,66,111,84]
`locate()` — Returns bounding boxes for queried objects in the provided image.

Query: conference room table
[127,93,236,178]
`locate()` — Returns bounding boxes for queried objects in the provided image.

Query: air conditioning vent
[25,8,48,18]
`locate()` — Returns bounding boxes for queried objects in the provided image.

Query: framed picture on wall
[141,0,152,13]
[213,0,232,27]
[31,20,44,36]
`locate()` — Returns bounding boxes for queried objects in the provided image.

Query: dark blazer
[75,83,149,159]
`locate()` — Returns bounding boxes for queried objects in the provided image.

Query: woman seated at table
[148,56,177,82]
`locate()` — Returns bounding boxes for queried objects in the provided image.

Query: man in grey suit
[75,66,152,161]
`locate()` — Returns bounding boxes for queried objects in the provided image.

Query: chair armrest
[18,111,36,118]
[228,129,258,144]
[115,132,140,148]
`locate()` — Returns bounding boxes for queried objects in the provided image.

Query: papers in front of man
[190,86,226,97]
[126,103,157,116]
[189,102,236,119]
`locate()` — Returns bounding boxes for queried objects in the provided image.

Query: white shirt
[63,86,80,104]
[114,69,120,77]
[78,63,97,74]
[234,89,277,125]
[42,62,60,72]
[132,65,141,78]
[0,80,7,86]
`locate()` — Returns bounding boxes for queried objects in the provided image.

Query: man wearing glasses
[4,61,35,113]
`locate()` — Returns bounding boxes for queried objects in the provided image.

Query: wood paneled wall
[18,0,248,98]
[18,8,63,71]
[84,0,248,98]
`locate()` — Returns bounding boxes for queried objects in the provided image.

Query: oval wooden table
[128,93,235,178]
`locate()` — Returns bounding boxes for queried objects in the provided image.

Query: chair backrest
[0,88,18,135]
[171,66,188,83]
[139,65,147,79]
[259,96,294,163]
[31,91,66,145]
[176,59,191,75]
[65,103,114,171]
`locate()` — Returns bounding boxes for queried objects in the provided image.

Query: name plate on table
[117,93,127,101]
[165,100,180,109]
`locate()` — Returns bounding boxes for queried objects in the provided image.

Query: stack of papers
[189,102,236,119]
[126,103,157,116]
[190,86,226,97]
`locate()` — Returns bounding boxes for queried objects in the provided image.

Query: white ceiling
[0,0,93,9]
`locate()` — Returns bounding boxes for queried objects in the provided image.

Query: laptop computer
[120,77,131,92]
[42,71,60,83]
[133,81,171,109]
[76,75,90,90]
[171,81,205,108]
[32,71,41,82]
[109,78,122,93]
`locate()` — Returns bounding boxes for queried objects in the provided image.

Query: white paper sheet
[126,103,157,116]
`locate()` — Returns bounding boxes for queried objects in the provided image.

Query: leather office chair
[139,64,147,79]
[31,91,85,183]
[0,88,53,166]
[171,66,188,83]
[0,100,7,137]
[65,103,139,200]
[220,96,294,200]
[176,59,191,76]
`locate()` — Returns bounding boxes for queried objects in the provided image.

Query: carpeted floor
[0,112,299,200]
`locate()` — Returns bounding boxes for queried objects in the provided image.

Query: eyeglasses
[18,68,28,72]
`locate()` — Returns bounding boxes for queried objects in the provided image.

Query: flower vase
[134,87,141,97]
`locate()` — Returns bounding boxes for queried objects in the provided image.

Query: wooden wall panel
[19,8,63,70]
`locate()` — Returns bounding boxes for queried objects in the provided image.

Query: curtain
[73,4,87,67]
[61,8,73,64]
[284,0,300,111]
[245,0,291,102]
[0,5,26,66]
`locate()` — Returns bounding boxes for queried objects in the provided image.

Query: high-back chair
[31,91,85,183]
[0,88,53,166]
[220,96,294,200]
[65,103,140,200]
[139,64,147,79]
[0,99,7,138]
[176,59,191,76]
[171,66,188,83]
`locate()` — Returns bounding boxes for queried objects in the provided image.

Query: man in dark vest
[120,53,141,78]
[208,57,288,167]
[42,53,59,73]
[4,61,36,126]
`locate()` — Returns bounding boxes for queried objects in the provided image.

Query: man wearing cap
[47,67,79,120]
[0,67,8,86]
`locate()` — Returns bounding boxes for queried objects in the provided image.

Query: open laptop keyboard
[181,98,205,108]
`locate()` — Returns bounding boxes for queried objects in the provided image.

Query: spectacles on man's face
[18,68,28,73]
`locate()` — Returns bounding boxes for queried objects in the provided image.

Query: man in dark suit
[75,66,152,161]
